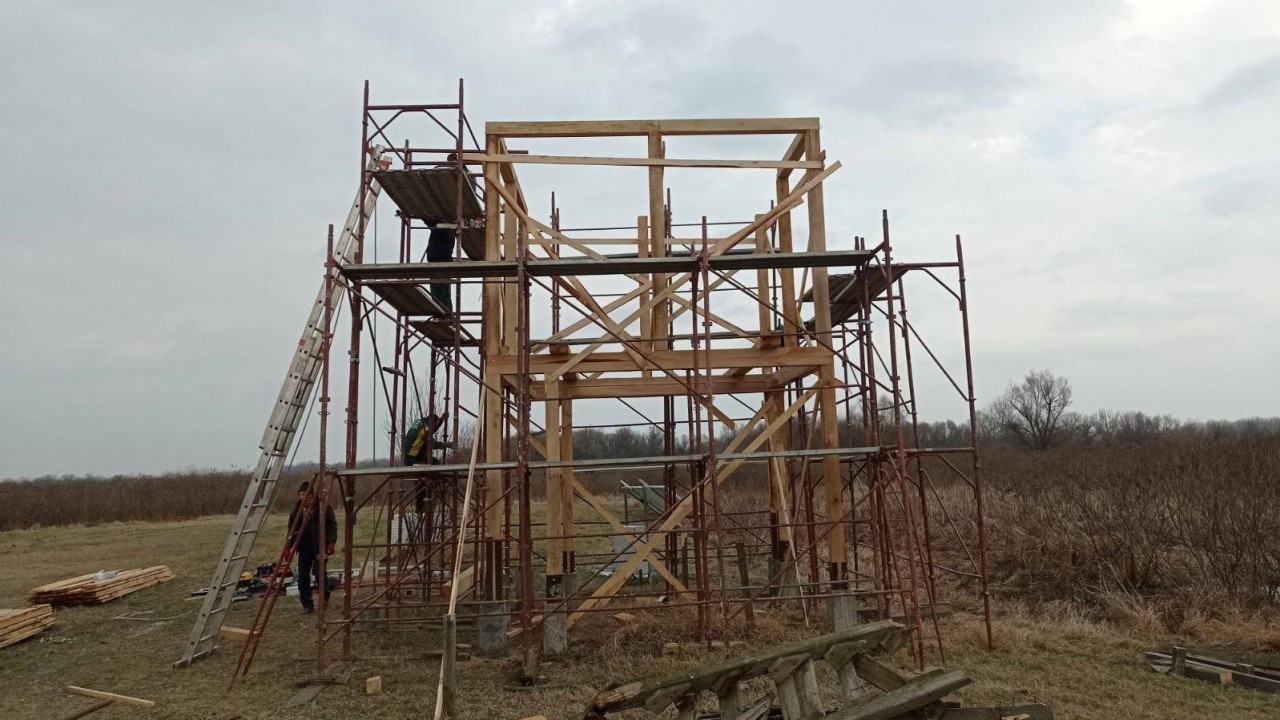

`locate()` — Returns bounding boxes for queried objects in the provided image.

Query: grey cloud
[838,54,1027,125]
[1199,53,1280,110]
[1193,165,1280,217]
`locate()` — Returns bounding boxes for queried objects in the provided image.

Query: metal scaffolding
[214,80,992,683]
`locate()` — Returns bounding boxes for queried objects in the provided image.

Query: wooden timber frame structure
[290,82,994,677]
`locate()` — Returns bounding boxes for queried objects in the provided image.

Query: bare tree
[991,369,1075,450]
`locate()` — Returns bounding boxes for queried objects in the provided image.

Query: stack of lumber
[1147,648,1280,695]
[27,566,176,606]
[0,605,54,649]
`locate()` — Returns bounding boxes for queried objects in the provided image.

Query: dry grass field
[1,511,1278,720]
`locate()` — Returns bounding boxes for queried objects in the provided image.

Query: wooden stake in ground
[433,400,485,720]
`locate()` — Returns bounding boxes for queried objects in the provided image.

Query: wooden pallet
[0,605,54,649]
[27,566,176,606]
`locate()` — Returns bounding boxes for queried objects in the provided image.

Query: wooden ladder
[175,149,386,667]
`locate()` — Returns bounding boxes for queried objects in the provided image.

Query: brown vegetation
[970,437,1280,608]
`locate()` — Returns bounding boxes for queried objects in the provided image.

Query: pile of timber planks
[1147,648,1280,695]
[27,566,176,606]
[0,605,54,649]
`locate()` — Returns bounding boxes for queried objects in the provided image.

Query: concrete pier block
[543,611,568,657]
[827,592,859,631]
[475,600,510,657]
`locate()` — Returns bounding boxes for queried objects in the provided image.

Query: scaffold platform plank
[343,249,875,282]
[368,283,450,317]
[371,168,484,259]
[803,264,928,325]
[409,319,479,347]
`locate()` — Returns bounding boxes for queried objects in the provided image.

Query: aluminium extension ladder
[175,149,386,666]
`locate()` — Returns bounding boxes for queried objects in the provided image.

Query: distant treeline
[2,414,1277,533]
[558,412,1280,459]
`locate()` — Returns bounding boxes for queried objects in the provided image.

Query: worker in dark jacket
[427,226,455,311]
[427,153,459,311]
[287,481,338,614]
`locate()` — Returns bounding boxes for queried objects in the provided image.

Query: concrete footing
[475,600,510,657]
[543,611,568,657]
[827,592,859,632]
[827,593,873,701]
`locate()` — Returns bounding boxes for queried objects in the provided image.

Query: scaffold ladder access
[175,149,386,667]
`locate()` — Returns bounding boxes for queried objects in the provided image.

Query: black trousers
[430,283,452,311]
[297,550,330,610]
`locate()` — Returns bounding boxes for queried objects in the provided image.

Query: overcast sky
[1,1,1277,479]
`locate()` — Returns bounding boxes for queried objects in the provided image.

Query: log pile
[0,604,54,649]
[27,566,176,606]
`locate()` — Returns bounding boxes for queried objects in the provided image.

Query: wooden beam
[569,476,689,595]
[481,134,505,601]
[545,382,564,578]
[65,687,154,708]
[495,138,528,212]
[777,132,807,179]
[649,133,669,354]
[532,280,651,353]
[825,670,970,720]
[775,171,799,347]
[772,364,821,387]
[486,118,820,138]
[804,127,849,579]
[568,387,819,625]
[488,346,830,376]
[560,395,575,566]
[755,213,772,339]
[502,207,519,354]
[530,373,777,400]
[638,215,654,363]
[462,152,823,170]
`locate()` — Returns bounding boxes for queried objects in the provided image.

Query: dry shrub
[0,466,391,531]
[928,437,1280,609]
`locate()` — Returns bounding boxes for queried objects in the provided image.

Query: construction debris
[30,566,175,605]
[65,686,155,707]
[1146,647,1280,694]
[0,604,54,649]
[584,623,1052,720]
[365,676,383,694]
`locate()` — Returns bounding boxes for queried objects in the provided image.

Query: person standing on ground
[287,481,338,614]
